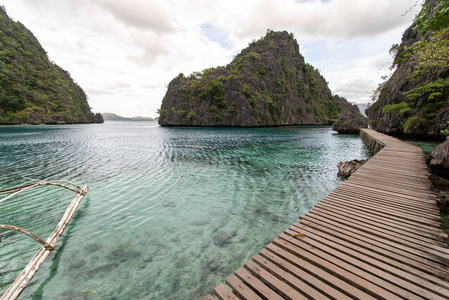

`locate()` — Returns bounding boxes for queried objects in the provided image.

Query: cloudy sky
[2,0,422,118]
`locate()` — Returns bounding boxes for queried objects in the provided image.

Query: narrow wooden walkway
[203,128,449,300]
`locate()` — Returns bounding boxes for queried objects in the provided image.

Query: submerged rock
[337,159,368,177]
[428,137,449,179]
[213,230,233,247]
[332,110,368,134]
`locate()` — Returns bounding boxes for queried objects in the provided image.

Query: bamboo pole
[1,185,88,300]
[0,225,53,250]
[0,181,86,204]
[0,184,35,195]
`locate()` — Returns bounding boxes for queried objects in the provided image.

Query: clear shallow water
[0,122,369,299]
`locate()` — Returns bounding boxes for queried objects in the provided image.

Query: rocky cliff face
[366,0,449,140]
[0,6,103,125]
[158,30,360,127]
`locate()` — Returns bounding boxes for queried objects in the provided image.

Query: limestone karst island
[1,0,449,299]
[158,30,362,127]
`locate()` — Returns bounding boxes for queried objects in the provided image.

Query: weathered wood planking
[204,128,449,300]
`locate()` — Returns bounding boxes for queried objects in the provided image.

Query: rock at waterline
[428,137,449,180]
[337,159,368,177]
[332,110,368,134]
[434,189,449,213]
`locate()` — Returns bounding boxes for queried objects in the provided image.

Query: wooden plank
[316,199,447,244]
[225,275,262,300]
[258,248,352,300]
[301,212,449,271]
[202,295,216,300]
[284,228,449,298]
[213,283,239,300]
[252,254,331,300]
[356,168,431,179]
[244,260,306,300]
[291,221,449,280]
[310,205,449,255]
[362,159,428,170]
[310,204,446,251]
[350,174,433,190]
[320,196,445,238]
[319,194,440,231]
[349,177,433,193]
[277,233,423,300]
[331,187,441,218]
[343,181,439,202]
[324,191,443,228]
[266,243,378,300]
[344,180,438,199]
[335,184,439,207]
[289,223,449,286]
[356,167,430,179]
[234,267,284,300]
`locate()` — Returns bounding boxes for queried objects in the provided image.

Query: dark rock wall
[366,0,449,140]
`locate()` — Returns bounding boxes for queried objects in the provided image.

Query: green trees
[370,0,449,137]
[0,6,99,124]
[414,0,449,35]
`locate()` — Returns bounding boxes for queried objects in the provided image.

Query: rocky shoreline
[336,159,368,177]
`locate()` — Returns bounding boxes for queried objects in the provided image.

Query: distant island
[102,113,154,121]
[158,30,362,127]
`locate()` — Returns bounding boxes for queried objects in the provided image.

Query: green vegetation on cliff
[158,30,359,127]
[367,0,449,139]
[0,6,102,125]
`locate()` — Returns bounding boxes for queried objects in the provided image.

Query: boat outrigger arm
[0,180,88,300]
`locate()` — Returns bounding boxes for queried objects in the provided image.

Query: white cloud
[227,0,419,40]
[324,51,395,104]
[96,0,175,32]
[1,0,422,117]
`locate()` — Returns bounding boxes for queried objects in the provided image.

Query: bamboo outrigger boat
[0,178,88,300]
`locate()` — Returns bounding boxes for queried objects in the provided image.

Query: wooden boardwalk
[203,128,449,300]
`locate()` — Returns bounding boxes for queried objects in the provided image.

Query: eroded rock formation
[158,30,361,127]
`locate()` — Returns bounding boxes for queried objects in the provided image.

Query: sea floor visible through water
[0,122,370,299]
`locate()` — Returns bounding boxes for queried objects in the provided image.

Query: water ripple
[0,122,370,299]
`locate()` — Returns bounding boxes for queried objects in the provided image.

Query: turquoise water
[0,122,369,299]
[403,139,441,157]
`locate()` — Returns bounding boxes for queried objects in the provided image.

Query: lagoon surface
[0,122,369,299]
